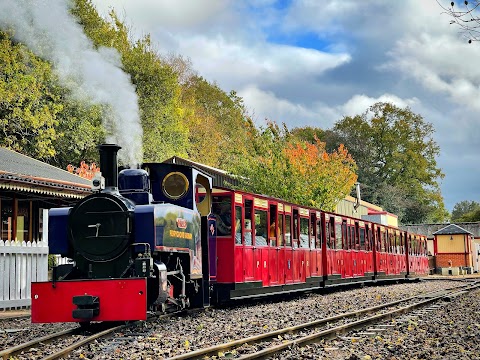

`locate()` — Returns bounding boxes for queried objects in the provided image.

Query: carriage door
[243,199,255,281]
[342,219,350,278]
[308,212,317,277]
[268,204,279,285]
[253,198,268,285]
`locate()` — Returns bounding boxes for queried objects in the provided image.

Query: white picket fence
[0,210,49,310]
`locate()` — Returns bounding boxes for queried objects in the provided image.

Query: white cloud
[172,35,351,90]
[87,0,480,209]
[339,94,419,118]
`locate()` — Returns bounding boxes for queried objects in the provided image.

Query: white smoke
[0,0,143,166]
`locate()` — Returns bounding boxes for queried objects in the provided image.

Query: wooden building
[0,147,92,243]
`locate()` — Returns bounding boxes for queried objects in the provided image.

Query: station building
[402,222,480,275]
[0,147,91,243]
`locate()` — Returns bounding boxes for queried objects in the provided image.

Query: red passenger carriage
[211,187,427,304]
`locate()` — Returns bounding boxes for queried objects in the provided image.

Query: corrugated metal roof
[0,147,92,197]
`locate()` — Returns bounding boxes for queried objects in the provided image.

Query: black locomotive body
[31,144,214,323]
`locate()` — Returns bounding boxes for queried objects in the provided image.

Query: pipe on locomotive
[98,143,121,190]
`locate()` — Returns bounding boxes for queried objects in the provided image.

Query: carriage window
[325,221,331,248]
[269,206,277,247]
[335,223,342,250]
[359,228,365,250]
[293,211,299,248]
[278,214,284,246]
[235,206,242,245]
[300,217,309,248]
[395,234,401,254]
[254,210,268,247]
[285,214,292,246]
[350,226,356,250]
[244,200,253,246]
[310,214,316,248]
[316,220,322,249]
[212,196,232,236]
[330,218,335,249]
[376,229,381,251]
[365,226,370,251]
[342,221,348,250]
[381,231,386,252]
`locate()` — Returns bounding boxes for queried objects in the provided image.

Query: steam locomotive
[31,144,214,323]
[31,144,429,324]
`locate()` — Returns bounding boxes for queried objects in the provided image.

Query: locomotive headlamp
[162,172,189,200]
[91,172,105,191]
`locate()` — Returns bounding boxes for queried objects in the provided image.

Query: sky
[90,0,480,211]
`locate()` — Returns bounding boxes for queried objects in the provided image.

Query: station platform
[0,309,30,319]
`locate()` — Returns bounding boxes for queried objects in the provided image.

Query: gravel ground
[3,280,475,359]
[67,280,470,359]
[0,317,76,350]
[277,286,480,359]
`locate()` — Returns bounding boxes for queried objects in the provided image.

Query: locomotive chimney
[98,144,121,190]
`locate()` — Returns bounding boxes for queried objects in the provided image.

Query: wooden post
[13,196,18,241]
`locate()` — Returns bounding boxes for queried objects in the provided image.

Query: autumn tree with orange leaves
[67,161,100,180]
[230,122,357,211]
[285,140,357,210]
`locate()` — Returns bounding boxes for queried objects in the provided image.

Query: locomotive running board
[31,278,147,323]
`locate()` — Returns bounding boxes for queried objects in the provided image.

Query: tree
[289,126,326,144]
[456,208,480,222]
[438,1,480,43]
[231,122,357,211]
[0,31,61,159]
[72,0,190,162]
[329,102,448,224]
[176,74,253,169]
[451,200,480,221]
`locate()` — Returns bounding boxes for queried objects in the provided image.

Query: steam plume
[0,0,143,166]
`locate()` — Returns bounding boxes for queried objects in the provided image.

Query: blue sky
[90,0,479,212]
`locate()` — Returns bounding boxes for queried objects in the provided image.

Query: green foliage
[290,126,326,144]
[72,0,189,162]
[452,200,480,222]
[330,102,447,224]
[172,67,254,169]
[0,29,110,168]
[0,32,61,160]
[50,101,106,169]
[230,122,357,211]
[48,254,57,270]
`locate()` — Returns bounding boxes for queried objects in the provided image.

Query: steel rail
[167,282,479,360]
[41,323,127,360]
[0,328,76,360]
[237,283,480,360]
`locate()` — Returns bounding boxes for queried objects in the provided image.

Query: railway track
[167,281,480,360]
[0,309,188,360]
[0,322,126,360]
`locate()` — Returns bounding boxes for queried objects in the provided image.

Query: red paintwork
[213,189,430,299]
[234,245,244,282]
[285,248,294,283]
[244,246,255,281]
[269,248,279,285]
[217,236,235,283]
[31,278,147,323]
[278,248,286,284]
